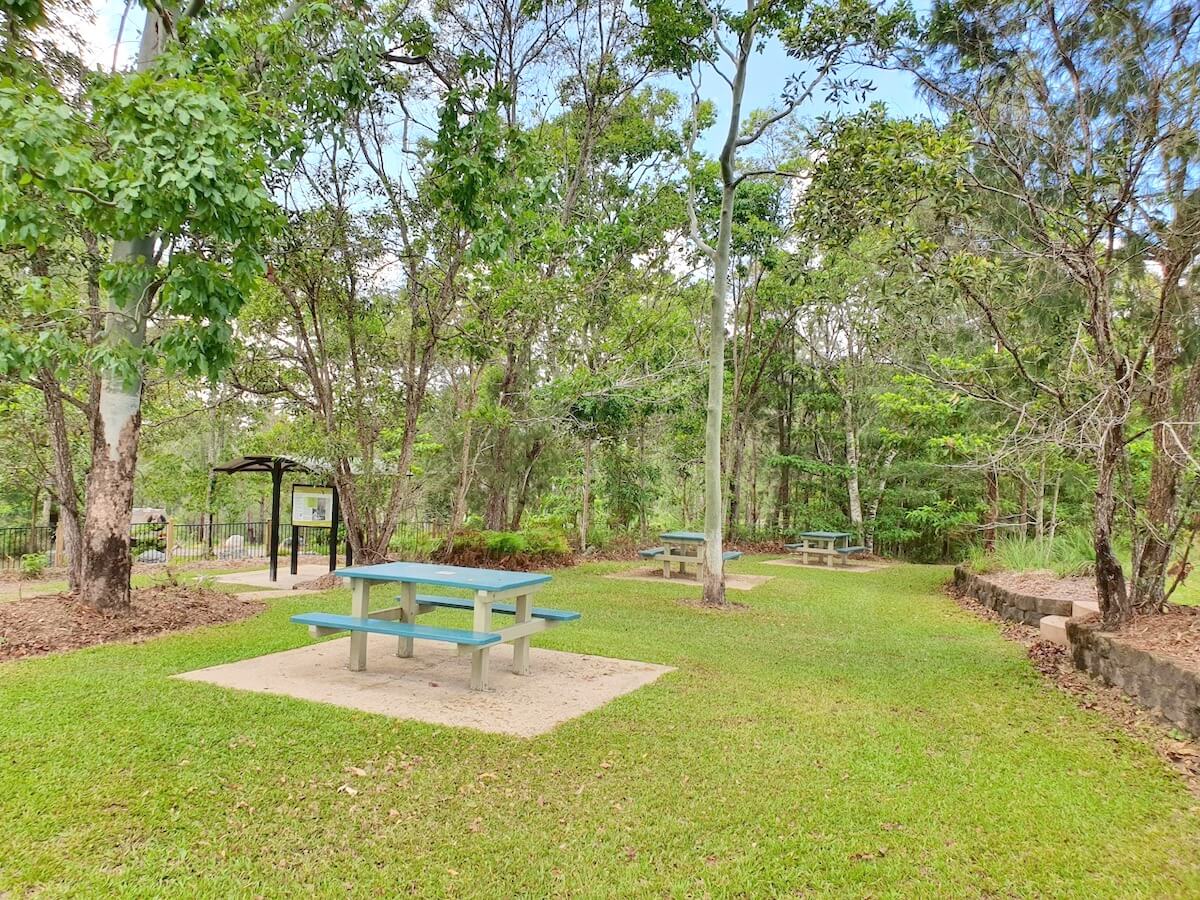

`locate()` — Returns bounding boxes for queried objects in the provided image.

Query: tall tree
[914,0,1200,624]
[637,0,911,603]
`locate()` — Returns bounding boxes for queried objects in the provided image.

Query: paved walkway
[213,563,335,591]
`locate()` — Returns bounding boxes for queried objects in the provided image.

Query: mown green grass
[2,560,1198,897]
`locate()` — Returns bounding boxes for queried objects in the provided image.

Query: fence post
[206,512,214,559]
[165,520,175,562]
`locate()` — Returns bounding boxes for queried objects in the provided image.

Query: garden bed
[1069,609,1200,737]
[951,566,1076,624]
[0,585,264,662]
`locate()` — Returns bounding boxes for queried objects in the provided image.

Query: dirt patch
[951,586,1200,792]
[0,585,265,662]
[761,556,894,573]
[979,570,1097,605]
[604,566,772,592]
[292,572,344,592]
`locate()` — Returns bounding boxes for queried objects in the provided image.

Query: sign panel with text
[291,485,334,527]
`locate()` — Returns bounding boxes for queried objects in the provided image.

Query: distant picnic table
[291,562,579,690]
[784,531,865,567]
[639,531,742,580]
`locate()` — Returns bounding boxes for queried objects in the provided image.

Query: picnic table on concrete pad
[294,562,568,691]
[785,531,857,566]
[646,531,742,579]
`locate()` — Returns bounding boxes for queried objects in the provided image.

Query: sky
[64,0,936,155]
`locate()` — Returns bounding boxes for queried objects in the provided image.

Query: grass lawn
[2,560,1199,896]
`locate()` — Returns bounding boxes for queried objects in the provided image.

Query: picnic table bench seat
[408,594,581,622]
[290,612,501,647]
[639,546,666,559]
[722,550,743,561]
[836,546,867,556]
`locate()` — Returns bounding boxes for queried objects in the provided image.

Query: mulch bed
[951,583,1200,792]
[1115,605,1200,675]
[0,585,265,663]
[292,572,344,592]
[982,570,1098,605]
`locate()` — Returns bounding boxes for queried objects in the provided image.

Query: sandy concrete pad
[603,566,772,591]
[174,634,673,737]
[761,556,894,573]
[212,564,337,590]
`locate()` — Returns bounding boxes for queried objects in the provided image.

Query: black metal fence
[0,526,52,571]
[1,518,449,571]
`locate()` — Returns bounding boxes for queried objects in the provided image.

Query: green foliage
[18,552,45,578]
[484,530,527,555]
[965,530,1101,578]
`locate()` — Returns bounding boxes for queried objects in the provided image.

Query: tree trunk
[1131,358,1200,614]
[844,398,863,542]
[1017,478,1028,539]
[451,419,474,531]
[701,179,730,605]
[864,449,898,555]
[1048,474,1061,542]
[775,403,791,531]
[1096,420,1131,627]
[39,370,83,591]
[726,415,743,538]
[699,24,754,606]
[78,11,165,611]
[579,439,592,551]
[509,439,544,531]
[983,465,999,552]
[1034,455,1046,541]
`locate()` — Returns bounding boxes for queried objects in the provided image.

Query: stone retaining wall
[951,566,1073,625]
[1067,621,1200,738]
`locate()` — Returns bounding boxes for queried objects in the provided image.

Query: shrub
[19,553,45,579]
[484,531,527,555]
[521,527,570,556]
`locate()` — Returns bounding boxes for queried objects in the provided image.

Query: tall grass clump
[966,528,1097,577]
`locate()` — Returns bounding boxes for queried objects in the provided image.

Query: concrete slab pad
[761,557,894,573]
[603,566,772,591]
[212,564,336,591]
[174,634,673,738]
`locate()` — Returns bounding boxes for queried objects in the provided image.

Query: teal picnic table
[659,530,706,579]
[641,531,743,579]
[785,531,856,566]
[291,562,579,690]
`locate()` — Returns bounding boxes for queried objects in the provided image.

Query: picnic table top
[796,531,854,540]
[335,561,552,593]
[660,530,706,542]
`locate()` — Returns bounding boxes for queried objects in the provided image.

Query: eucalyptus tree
[635,0,913,603]
[0,1,296,607]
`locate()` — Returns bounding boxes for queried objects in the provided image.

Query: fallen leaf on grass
[850,848,887,862]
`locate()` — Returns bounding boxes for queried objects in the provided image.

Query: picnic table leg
[662,557,671,579]
[397,582,416,658]
[512,592,531,676]
[349,577,369,672]
[470,590,493,691]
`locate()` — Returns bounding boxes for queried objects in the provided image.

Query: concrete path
[213,563,336,591]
